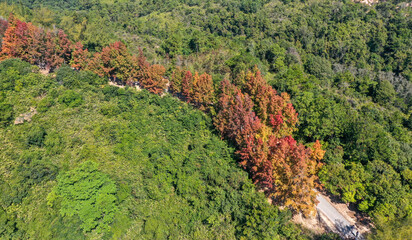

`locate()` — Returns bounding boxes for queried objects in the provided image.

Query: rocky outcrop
[14,107,37,125]
[353,0,379,6]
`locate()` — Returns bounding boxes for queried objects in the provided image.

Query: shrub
[55,64,80,87]
[37,96,55,112]
[58,90,83,107]
[26,126,47,147]
[0,101,13,127]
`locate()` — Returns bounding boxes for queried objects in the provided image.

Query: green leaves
[49,161,118,233]
[0,100,13,127]
[57,90,83,107]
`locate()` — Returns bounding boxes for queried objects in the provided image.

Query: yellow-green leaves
[49,161,118,233]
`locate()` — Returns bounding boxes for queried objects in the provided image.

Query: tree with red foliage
[87,51,106,77]
[57,30,72,63]
[0,14,29,61]
[237,67,298,137]
[270,92,299,137]
[87,41,138,84]
[268,135,320,215]
[26,22,45,66]
[139,64,167,95]
[136,49,167,94]
[70,42,90,70]
[0,18,8,47]
[191,72,214,110]
[136,48,150,77]
[214,80,261,147]
[43,31,60,71]
[42,30,73,71]
[181,70,193,102]
[215,80,273,190]
[170,68,194,101]
[238,136,273,190]
[170,67,196,102]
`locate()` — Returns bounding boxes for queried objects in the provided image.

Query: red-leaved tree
[0,18,9,48]
[215,80,272,191]
[268,135,323,215]
[42,30,72,71]
[235,67,299,137]
[181,70,193,102]
[0,14,29,61]
[70,41,90,70]
[136,48,167,94]
[139,64,167,95]
[57,30,72,64]
[26,22,44,66]
[214,80,262,147]
[170,67,194,102]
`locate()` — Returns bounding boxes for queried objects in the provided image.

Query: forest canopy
[0,0,411,239]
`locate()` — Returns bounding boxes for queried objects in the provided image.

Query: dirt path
[316,194,363,239]
[292,192,372,239]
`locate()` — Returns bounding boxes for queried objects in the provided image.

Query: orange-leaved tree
[136,48,167,94]
[0,14,29,61]
[237,67,298,138]
[191,72,214,110]
[268,136,324,215]
[70,42,90,70]
[139,64,167,95]
[87,41,137,84]
[214,69,325,216]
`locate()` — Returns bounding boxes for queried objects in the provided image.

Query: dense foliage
[0,14,325,217]
[0,0,411,238]
[0,59,314,239]
[48,161,118,233]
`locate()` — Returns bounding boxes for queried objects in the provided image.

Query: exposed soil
[292,191,373,238]
[319,191,373,236]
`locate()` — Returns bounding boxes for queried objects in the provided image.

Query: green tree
[48,161,118,233]
[373,80,396,104]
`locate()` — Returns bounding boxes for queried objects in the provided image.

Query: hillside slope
[0,59,309,239]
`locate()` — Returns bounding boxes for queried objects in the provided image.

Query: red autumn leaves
[0,18,8,48]
[71,41,167,94]
[0,14,71,71]
[0,15,167,94]
[0,15,325,215]
[171,65,325,215]
[214,68,324,215]
[171,67,215,110]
